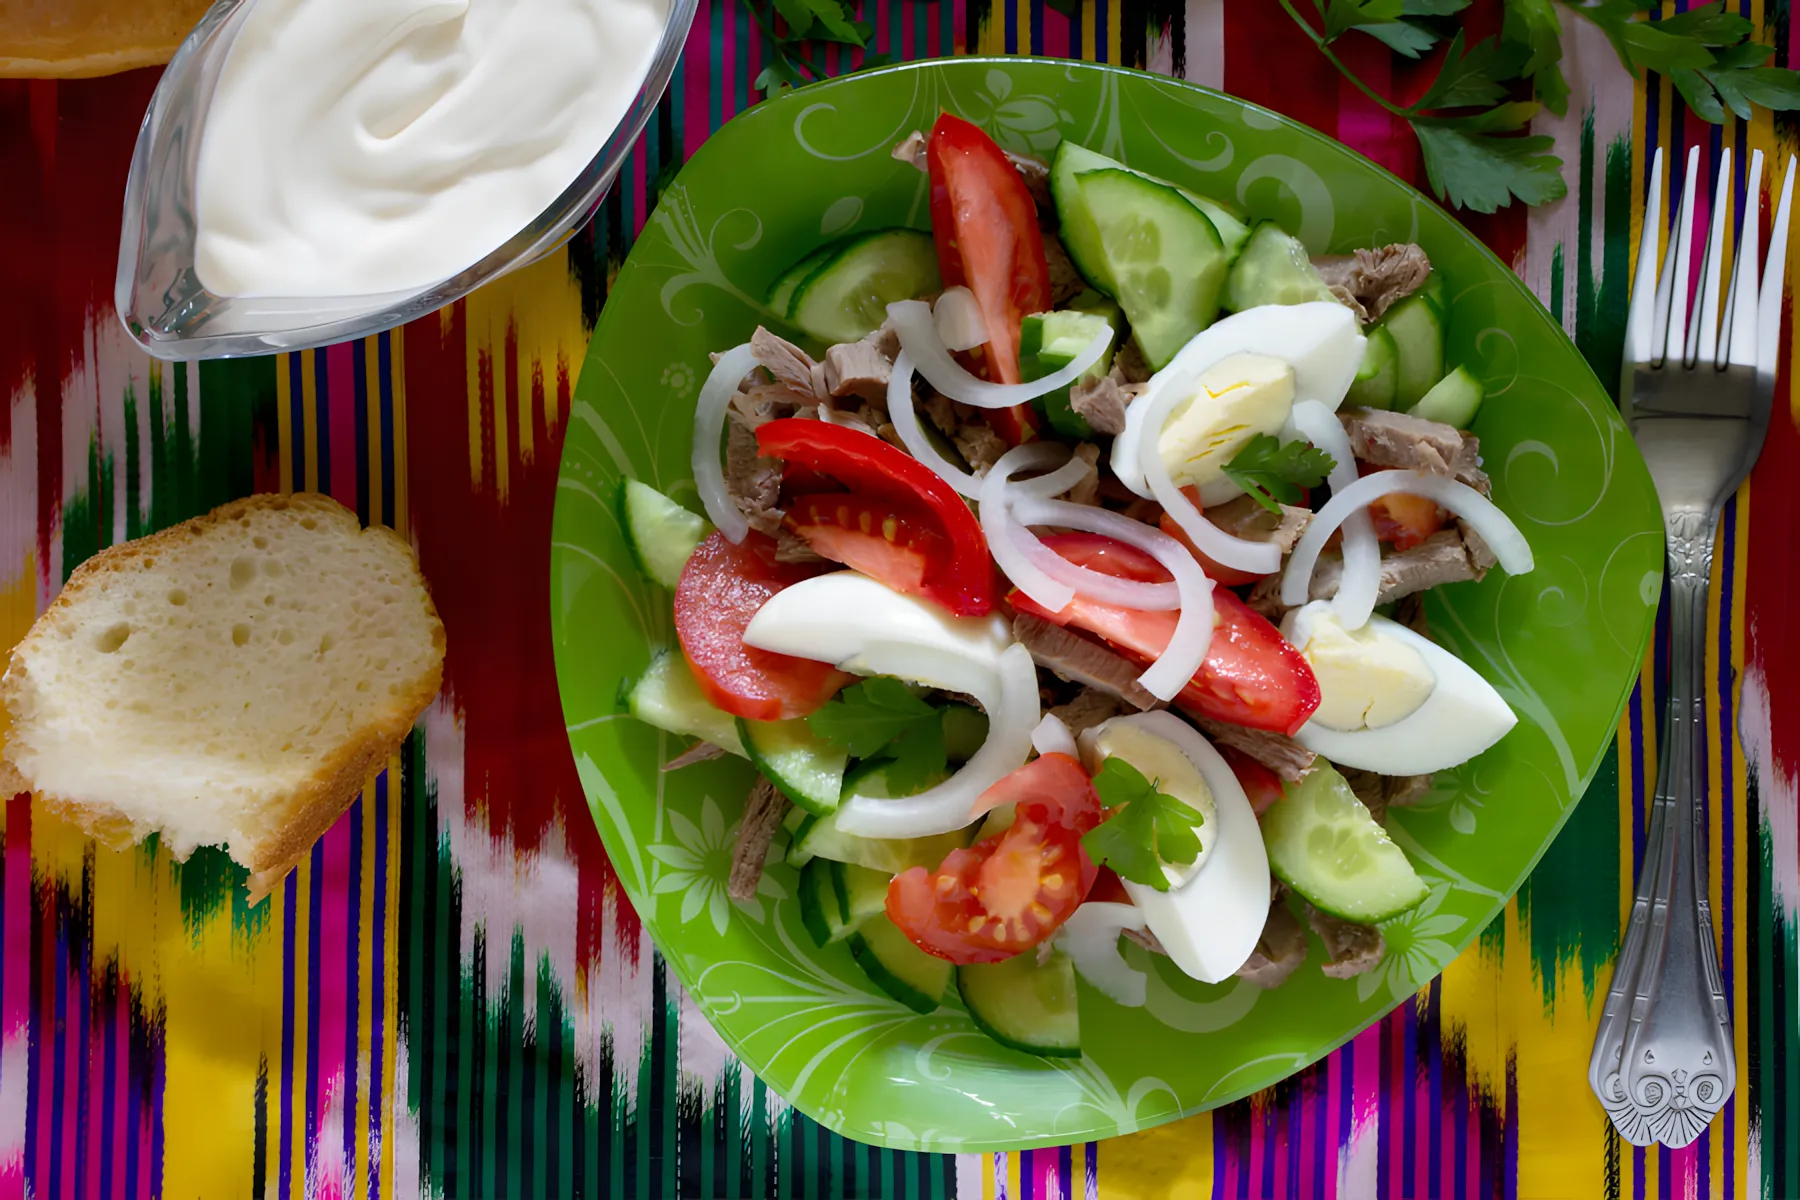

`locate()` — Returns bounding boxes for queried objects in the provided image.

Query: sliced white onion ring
[933,286,989,352]
[692,342,758,542]
[1281,469,1534,608]
[835,642,1041,838]
[887,352,981,498]
[1031,713,1079,760]
[1011,496,1215,701]
[1136,388,1285,578]
[887,299,1110,409]
[981,445,1080,614]
[1288,400,1380,630]
[1057,901,1149,1007]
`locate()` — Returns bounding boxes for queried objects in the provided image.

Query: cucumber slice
[788,229,941,344]
[1188,195,1251,261]
[1077,168,1228,370]
[737,717,848,816]
[768,244,836,318]
[942,704,990,762]
[833,860,892,927]
[786,761,975,870]
[1050,141,1249,290]
[627,652,746,757]
[1345,325,1399,410]
[1224,222,1338,311]
[958,950,1081,1057]
[1261,763,1427,923]
[850,916,951,1013]
[799,857,850,947]
[974,800,1016,842]
[617,479,710,588]
[1382,293,1446,411]
[1407,364,1484,428]
[1416,271,1447,314]
[1021,309,1117,440]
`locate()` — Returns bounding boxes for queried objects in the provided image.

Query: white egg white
[741,570,1012,676]
[1090,711,1270,985]
[1112,302,1366,498]
[1286,604,1517,776]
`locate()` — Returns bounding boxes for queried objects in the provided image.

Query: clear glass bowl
[115,0,699,361]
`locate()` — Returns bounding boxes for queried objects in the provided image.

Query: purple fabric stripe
[344,796,365,1178]
[280,869,298,1200]
[370,773,389,1200]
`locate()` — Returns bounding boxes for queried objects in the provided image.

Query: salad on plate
[616,112,1533,1059]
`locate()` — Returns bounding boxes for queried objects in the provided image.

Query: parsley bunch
[1080,758,1207,892]
[1279,0,1800,213]
[806,678,949,793]
[745,0,890,99]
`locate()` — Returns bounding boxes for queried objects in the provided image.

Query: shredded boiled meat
[774,529,827,564]
[1048,686,1123,739]
[1069,372,1130,435]
[954,422,1008,474]
[1012,613,1161,711]
[1308,529,1478,608]
[1064,442,1101,506]
[728,778,790,902]
[1313,243,1432,322]
[1044,235,1087,304]
[1112,338,1153,384]
[1203,494,1313,555]
[1188,715,1316,782]
[751,326,826,401]
[825,337,894,405]
[1340,407,1489,491]
[663,741,728,771]
[1236,898,1309,988]
[725,412,784,535]
[1307,905,1386,979]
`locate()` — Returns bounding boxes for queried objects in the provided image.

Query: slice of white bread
[0,493,445,899]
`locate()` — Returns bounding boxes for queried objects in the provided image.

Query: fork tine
[1756,155,1796,383]
[1724,150,1763,369]
[1655,147,1701,367]
[1692,148,1732,367]
[1626,148,1666,370]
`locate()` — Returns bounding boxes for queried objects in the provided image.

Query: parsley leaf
[1080,759,1205,893]
[1502,0,1569,116]
[1412,103,1568,214]
[1413,31,1526,111]
[805,678,950,795]
[743,0,872,99]
[1221,435,1336,515]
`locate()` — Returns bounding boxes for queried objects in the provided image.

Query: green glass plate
[549,58,1662,1152]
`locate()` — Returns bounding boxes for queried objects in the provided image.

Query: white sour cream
[194,0,670,298]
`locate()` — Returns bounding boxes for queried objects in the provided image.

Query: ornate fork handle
[1589,510,1736,1148]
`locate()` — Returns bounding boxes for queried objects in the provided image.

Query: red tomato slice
[886,754,1100,964]
[1088,867,1132,905]
[926,112,1052,446]
[1008,533,1322,735]
[757,418,994,615]
[1368,492,1447,550]
[673,531,852,721]
[1221,746,1286,817]
[1157,486,1266,587]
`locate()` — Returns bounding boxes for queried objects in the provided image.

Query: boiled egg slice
[1112,302,1365,499]
[1281,601,1517,775]
[742,570,1012,677]
[1085,711,1270,984]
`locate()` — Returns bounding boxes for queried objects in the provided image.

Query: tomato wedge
[674,531,852,721]
[886,753,1101,964]
[1360,464,1445,549]
[1221,746,1286,817]
[756,418,994,615]
[1008,533,1322,735]
[926,112,1052,446]
[1157,486,1267,587]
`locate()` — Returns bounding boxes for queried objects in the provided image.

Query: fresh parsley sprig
[1080,758,1206,892]
[806,678,948,794]
[744,0,890,99]
[1221,435,1336,516]
[1280,0,1800,214]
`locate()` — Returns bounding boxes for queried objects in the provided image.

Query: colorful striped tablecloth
[3,2,1798,1196]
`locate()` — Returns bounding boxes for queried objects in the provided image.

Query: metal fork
[1588,145,1796,1148]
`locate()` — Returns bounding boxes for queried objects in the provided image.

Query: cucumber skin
[957,954,1082,1058]
[1382,294,1445,410]
[1346,326,1399,410]
[626,652,748,757]
[799,858,846,947]
[1263,768,1428,923]
[788,229,941,344]
[849,920,949,1014]
[735,717,846,817]
[1407,365,1484,428]
[616,479,709,589]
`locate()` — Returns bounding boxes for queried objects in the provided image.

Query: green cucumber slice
[1223,222,1338,311]
[768,244,837,318]
[1382,293,1446,411]
[1416,271,1447,314]
[833,860,892,927]
[850,917,951,1013]
[957,950,1081,1057]
[788,229,941,344]
[1407,364,1484,428]
[1021,308,1117,440]
[616,479,709,588]
[1188,195,1251,261]
[737,717,848,816]
[1346,325,1399,411]
[1077,168,1228,370]
[1049,141,1248,290]
[626,652,746,757]
[1261,763,1427,923]
[785,761,975,871]
[799,857,849,947]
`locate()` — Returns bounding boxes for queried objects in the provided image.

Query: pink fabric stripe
[325,344,357,511]
[59,945,77,1200]
[1324,1042,1342,1199]
[314,817,354,1169]
[1353,1022,1381,1189]
[683,0,709,158]
[111,985,128,1200]
[1031,1146,1063,1199]
[952,0,964,54]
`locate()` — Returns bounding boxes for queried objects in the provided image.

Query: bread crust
[1,492,446,901]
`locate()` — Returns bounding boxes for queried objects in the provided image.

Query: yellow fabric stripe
[1096,1110,1213,1198]
[276,353,294,496]
[380,747,405,1200]
[300,348,320,495]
